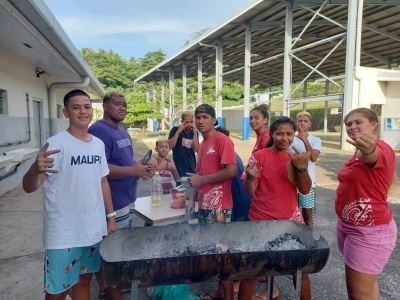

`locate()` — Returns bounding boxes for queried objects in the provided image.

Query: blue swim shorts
[44,242,102,294]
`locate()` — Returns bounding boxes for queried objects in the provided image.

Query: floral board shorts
[44,242,101,294]
[198,208,232,224]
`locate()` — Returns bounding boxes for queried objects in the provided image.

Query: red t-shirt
[241,148,302,222]
[196,132,237,210]
[252,130,270,154]
[335,140,395,226]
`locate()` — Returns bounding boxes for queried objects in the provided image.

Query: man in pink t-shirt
[187,104,237,300]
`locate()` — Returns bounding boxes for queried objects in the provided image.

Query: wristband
[361,146,376,156]
[106,212,116,218]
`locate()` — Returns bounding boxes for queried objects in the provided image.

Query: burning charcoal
[181,243,218,256]
[265,233,307,251]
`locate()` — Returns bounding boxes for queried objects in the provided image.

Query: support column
[303,81,307,112]
[161,74,165,130]
[243,22,251,140]
[182,60,187,110]
[283,0,293,117]
[268,85,272,129]
[216,38,223,126]
[152,85,158,132]
[198,51,202,106]
[169,69,176,127]
[324,80,329,133]
[342,0,358,150]
[146,86,152,131]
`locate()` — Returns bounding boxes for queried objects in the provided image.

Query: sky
[43,0,253,60]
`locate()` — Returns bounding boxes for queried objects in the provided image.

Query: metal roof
[135,0,400,88]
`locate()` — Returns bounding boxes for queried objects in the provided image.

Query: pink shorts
[336,216,397,274]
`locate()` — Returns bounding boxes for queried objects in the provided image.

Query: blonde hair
[156,138,169,147]
[181,111,194,120]
[103,90,125,103]
[297,111,312,120]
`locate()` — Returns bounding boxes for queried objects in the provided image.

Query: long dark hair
[266,116,297,148]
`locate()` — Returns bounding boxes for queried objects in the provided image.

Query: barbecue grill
[101,220,330,300]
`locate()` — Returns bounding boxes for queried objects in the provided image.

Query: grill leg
[295,269,302,300]
[131,280,139,300]
[267,276,274,300]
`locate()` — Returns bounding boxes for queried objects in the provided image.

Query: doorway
[32,98,43,148]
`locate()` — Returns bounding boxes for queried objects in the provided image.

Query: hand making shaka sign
[346,123,380,156]
[33,142,61,175]
[288,146,310,170]
[245,160,261,182]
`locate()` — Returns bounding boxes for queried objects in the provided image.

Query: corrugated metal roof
[135,0,400,88]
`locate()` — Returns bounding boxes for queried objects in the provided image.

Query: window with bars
[0,90,5,115]
[57,104,62,119]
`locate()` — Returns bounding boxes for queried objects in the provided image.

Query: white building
[0,0,105,195]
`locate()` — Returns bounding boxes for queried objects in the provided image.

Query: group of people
[22,87,397,300]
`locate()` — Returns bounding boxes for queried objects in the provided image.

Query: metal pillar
[146,86,152,131]
[182,60,187,110]
[324,80,329,133]
[169,69,175,127]
[243,22,251,140]
[283,0,293,117]
[341,0,358,150]
[216,38,223,126]
[303,82,307,112]
[161,74,165,130]
[152,86,158,132]
[198,51,202,106]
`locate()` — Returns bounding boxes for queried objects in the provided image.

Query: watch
[297,166,307,173]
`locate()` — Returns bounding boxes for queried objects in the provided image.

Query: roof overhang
[0,0,105,98]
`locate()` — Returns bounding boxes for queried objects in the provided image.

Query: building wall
[222,109,244,131]
[0,45,69,195]
[382,81,400,150]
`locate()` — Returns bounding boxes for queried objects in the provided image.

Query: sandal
[200,291,224,300]
[252,292,282,300]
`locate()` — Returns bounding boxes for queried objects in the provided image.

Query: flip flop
[252,292,282,300]
[97,292,109,299]
[200,291,224,300]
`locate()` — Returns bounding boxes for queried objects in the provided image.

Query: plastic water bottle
[151,171,163,207]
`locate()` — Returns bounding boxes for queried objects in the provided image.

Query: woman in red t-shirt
[250,103,270,154]
[336,108,397,300]
[238,116,312,300]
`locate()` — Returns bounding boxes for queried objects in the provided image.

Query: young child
[149,138,181,194]
[22,89,117,300]
[238,116,312,300]
[290,111,321,230]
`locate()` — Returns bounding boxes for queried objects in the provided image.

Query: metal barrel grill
[101,220,330,300]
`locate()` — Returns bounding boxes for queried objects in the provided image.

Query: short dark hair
[215,126,230,137]
[63,89,90,107]
[266,116,297,148]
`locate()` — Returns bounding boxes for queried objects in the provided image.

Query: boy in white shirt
[23,89,117,300]
[290,111,321,229]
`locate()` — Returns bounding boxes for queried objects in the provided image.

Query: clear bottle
[151,171,163,207]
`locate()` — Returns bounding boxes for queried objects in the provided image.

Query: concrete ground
[0,132,399,300]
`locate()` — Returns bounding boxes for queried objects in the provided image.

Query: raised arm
[191,123,199,153]
[297,132,320,162]
[23,143,60,193]
[242,161,260,195]
[169,124,185,149]
[289,146,312,195]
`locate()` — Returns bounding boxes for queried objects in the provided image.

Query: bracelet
[361,146,376,156]
[106,212,116,218]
